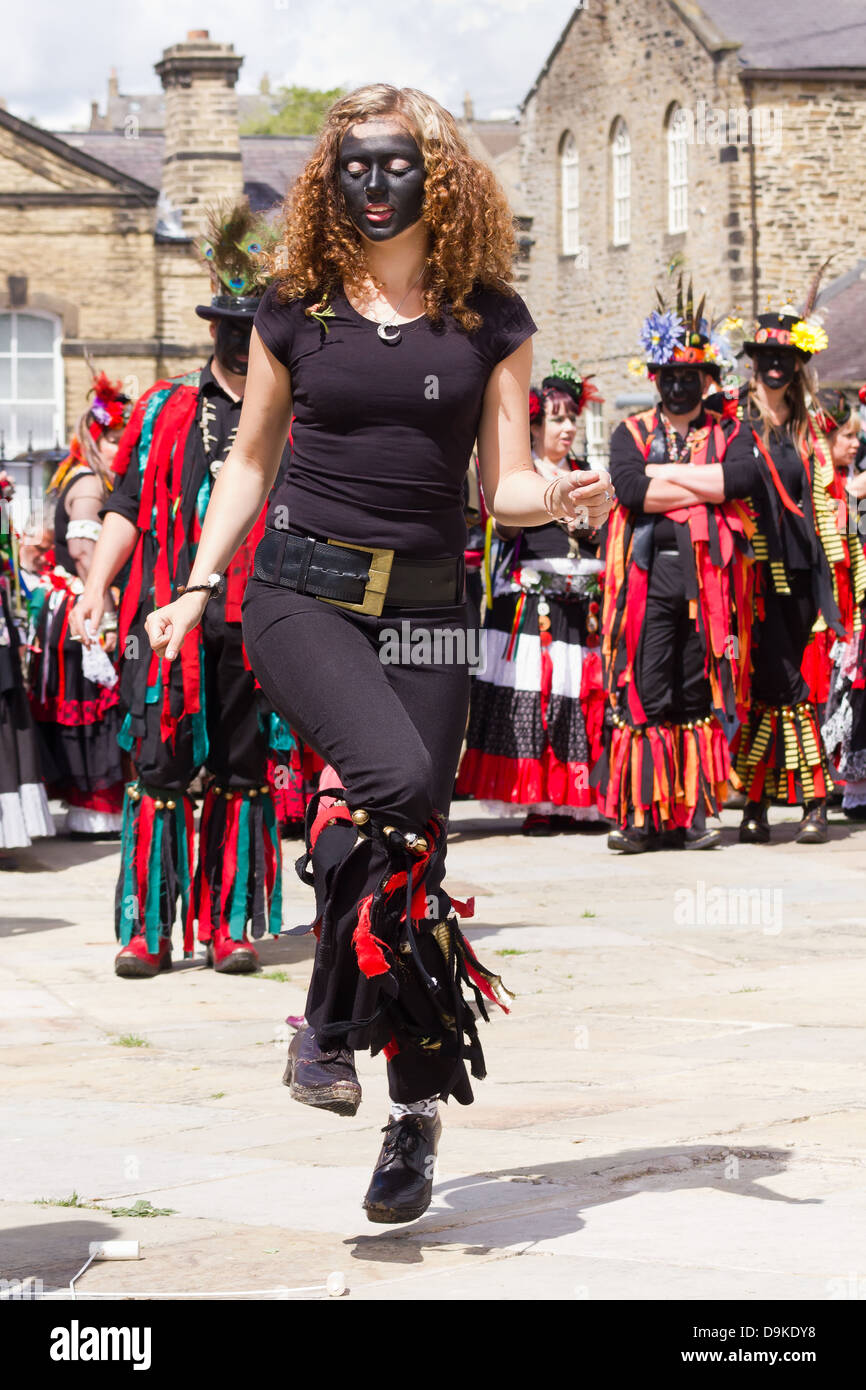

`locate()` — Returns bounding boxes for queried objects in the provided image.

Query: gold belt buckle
[317,539,395,617]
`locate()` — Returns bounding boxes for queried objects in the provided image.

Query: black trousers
[750,570,816,708]
[242,575,471,1103]
[636,552,712,723]
[135,596,269,791]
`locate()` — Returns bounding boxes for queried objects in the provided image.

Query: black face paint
[338,128,426,241]
[657,366,704,415]
[215,318,253,376]
[753,346,797,391]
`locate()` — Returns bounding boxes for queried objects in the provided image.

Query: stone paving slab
[1,802,865,1300]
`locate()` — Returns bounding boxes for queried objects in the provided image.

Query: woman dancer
[0,472,56,851]
[28,372,130,835]
[456,362,607,834]
[143,85,612,1223]
[728,306,865,843]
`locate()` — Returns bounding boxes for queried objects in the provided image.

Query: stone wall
[748,77,866,304]
[520,0,752,444]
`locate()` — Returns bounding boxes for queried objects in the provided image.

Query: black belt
[252,527,465,616]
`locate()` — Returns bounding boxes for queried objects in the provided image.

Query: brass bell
[213,786,222,796]
[411,836,428,855]
[225,791,234,800]
[260,784,269,794]
[154,799,165,810]
[351,808,369,825]
[166,799,176,810]
[249,788,258,797]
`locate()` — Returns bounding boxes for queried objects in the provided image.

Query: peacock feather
[198,199,281,297]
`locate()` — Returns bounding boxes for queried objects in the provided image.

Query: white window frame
[585,400,607,468]
[667,109,688,234]
[560,133,580,255]
[611,119,631,246]
[0,309,64,457]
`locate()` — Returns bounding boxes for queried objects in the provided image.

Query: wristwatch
[177,572,224,600]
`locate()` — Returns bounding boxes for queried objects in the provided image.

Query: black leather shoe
[282,1025,361,1117]
[795,801,828,844]
[683,825,722,850]
[607,827,657,854]
[739,801,770,844]
[362,1112,441,1224]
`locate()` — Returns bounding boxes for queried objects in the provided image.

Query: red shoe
[205,933,260,974]
[114,934,172,978]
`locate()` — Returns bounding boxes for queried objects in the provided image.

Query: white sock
[389,1096,438,1121]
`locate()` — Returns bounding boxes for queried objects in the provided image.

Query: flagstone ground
[1,803,864,1301]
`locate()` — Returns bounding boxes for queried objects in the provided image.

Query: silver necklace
[373,267,426,345]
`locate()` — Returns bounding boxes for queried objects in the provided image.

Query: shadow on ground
[345,1144,817,1266]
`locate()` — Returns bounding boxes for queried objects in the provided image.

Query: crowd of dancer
[5,266,866,870]
[2,82,866,1223]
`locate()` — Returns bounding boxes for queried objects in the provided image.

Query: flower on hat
[790,319,828,355]
[627,357,648,380]
[639,310,684,363]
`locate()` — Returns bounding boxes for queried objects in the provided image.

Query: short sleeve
[476,289,537,367]
[721,419,761,499]
[253,283,296,370]
[101,453,141,525]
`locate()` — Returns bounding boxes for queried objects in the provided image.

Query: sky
[4,0,578,129]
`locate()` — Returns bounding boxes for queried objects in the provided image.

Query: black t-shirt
[724,409,814,571]
[253,281,537,560]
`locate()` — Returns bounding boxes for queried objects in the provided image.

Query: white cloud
[5,0,578,129]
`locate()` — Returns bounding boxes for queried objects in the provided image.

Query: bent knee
[356,747,435,830]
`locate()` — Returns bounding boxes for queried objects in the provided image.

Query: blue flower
[639,310,684,363]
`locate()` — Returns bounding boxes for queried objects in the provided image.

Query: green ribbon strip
[263,795,283,937]
[143,809,166,955]
[229,798,251,942]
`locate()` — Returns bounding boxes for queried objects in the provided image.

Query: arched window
[0,310,63,456]
[611,119,631,246]
[667,107,689,233]
[559,132,580,255]
[585,400,607,468]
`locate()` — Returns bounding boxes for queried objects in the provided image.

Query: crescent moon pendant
[377,322,402,345]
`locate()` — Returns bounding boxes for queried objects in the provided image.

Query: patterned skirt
[0,582,55,848]
[456,563,606,820]
[822,625,866,809]
[28,578,125,832]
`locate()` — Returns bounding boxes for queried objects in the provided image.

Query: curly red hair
[267,84,518,332]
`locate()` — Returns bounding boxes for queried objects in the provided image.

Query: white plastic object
[326,1270,346,1297]
[88,1241,141,1260]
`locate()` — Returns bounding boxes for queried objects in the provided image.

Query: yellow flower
[720,316,742,334]
[627,357,648,380]
[791,319,828,355]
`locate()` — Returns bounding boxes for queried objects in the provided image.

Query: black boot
[362,1111,441,1224]
[282,1025,361,1117]
[739,800,770,844]
[795,799,828,844]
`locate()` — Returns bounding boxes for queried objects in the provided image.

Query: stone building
[0,31,517,518]
[0,31,318,516]
[518,0,866,455]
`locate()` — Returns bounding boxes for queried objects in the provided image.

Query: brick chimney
[155,30,244,236]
